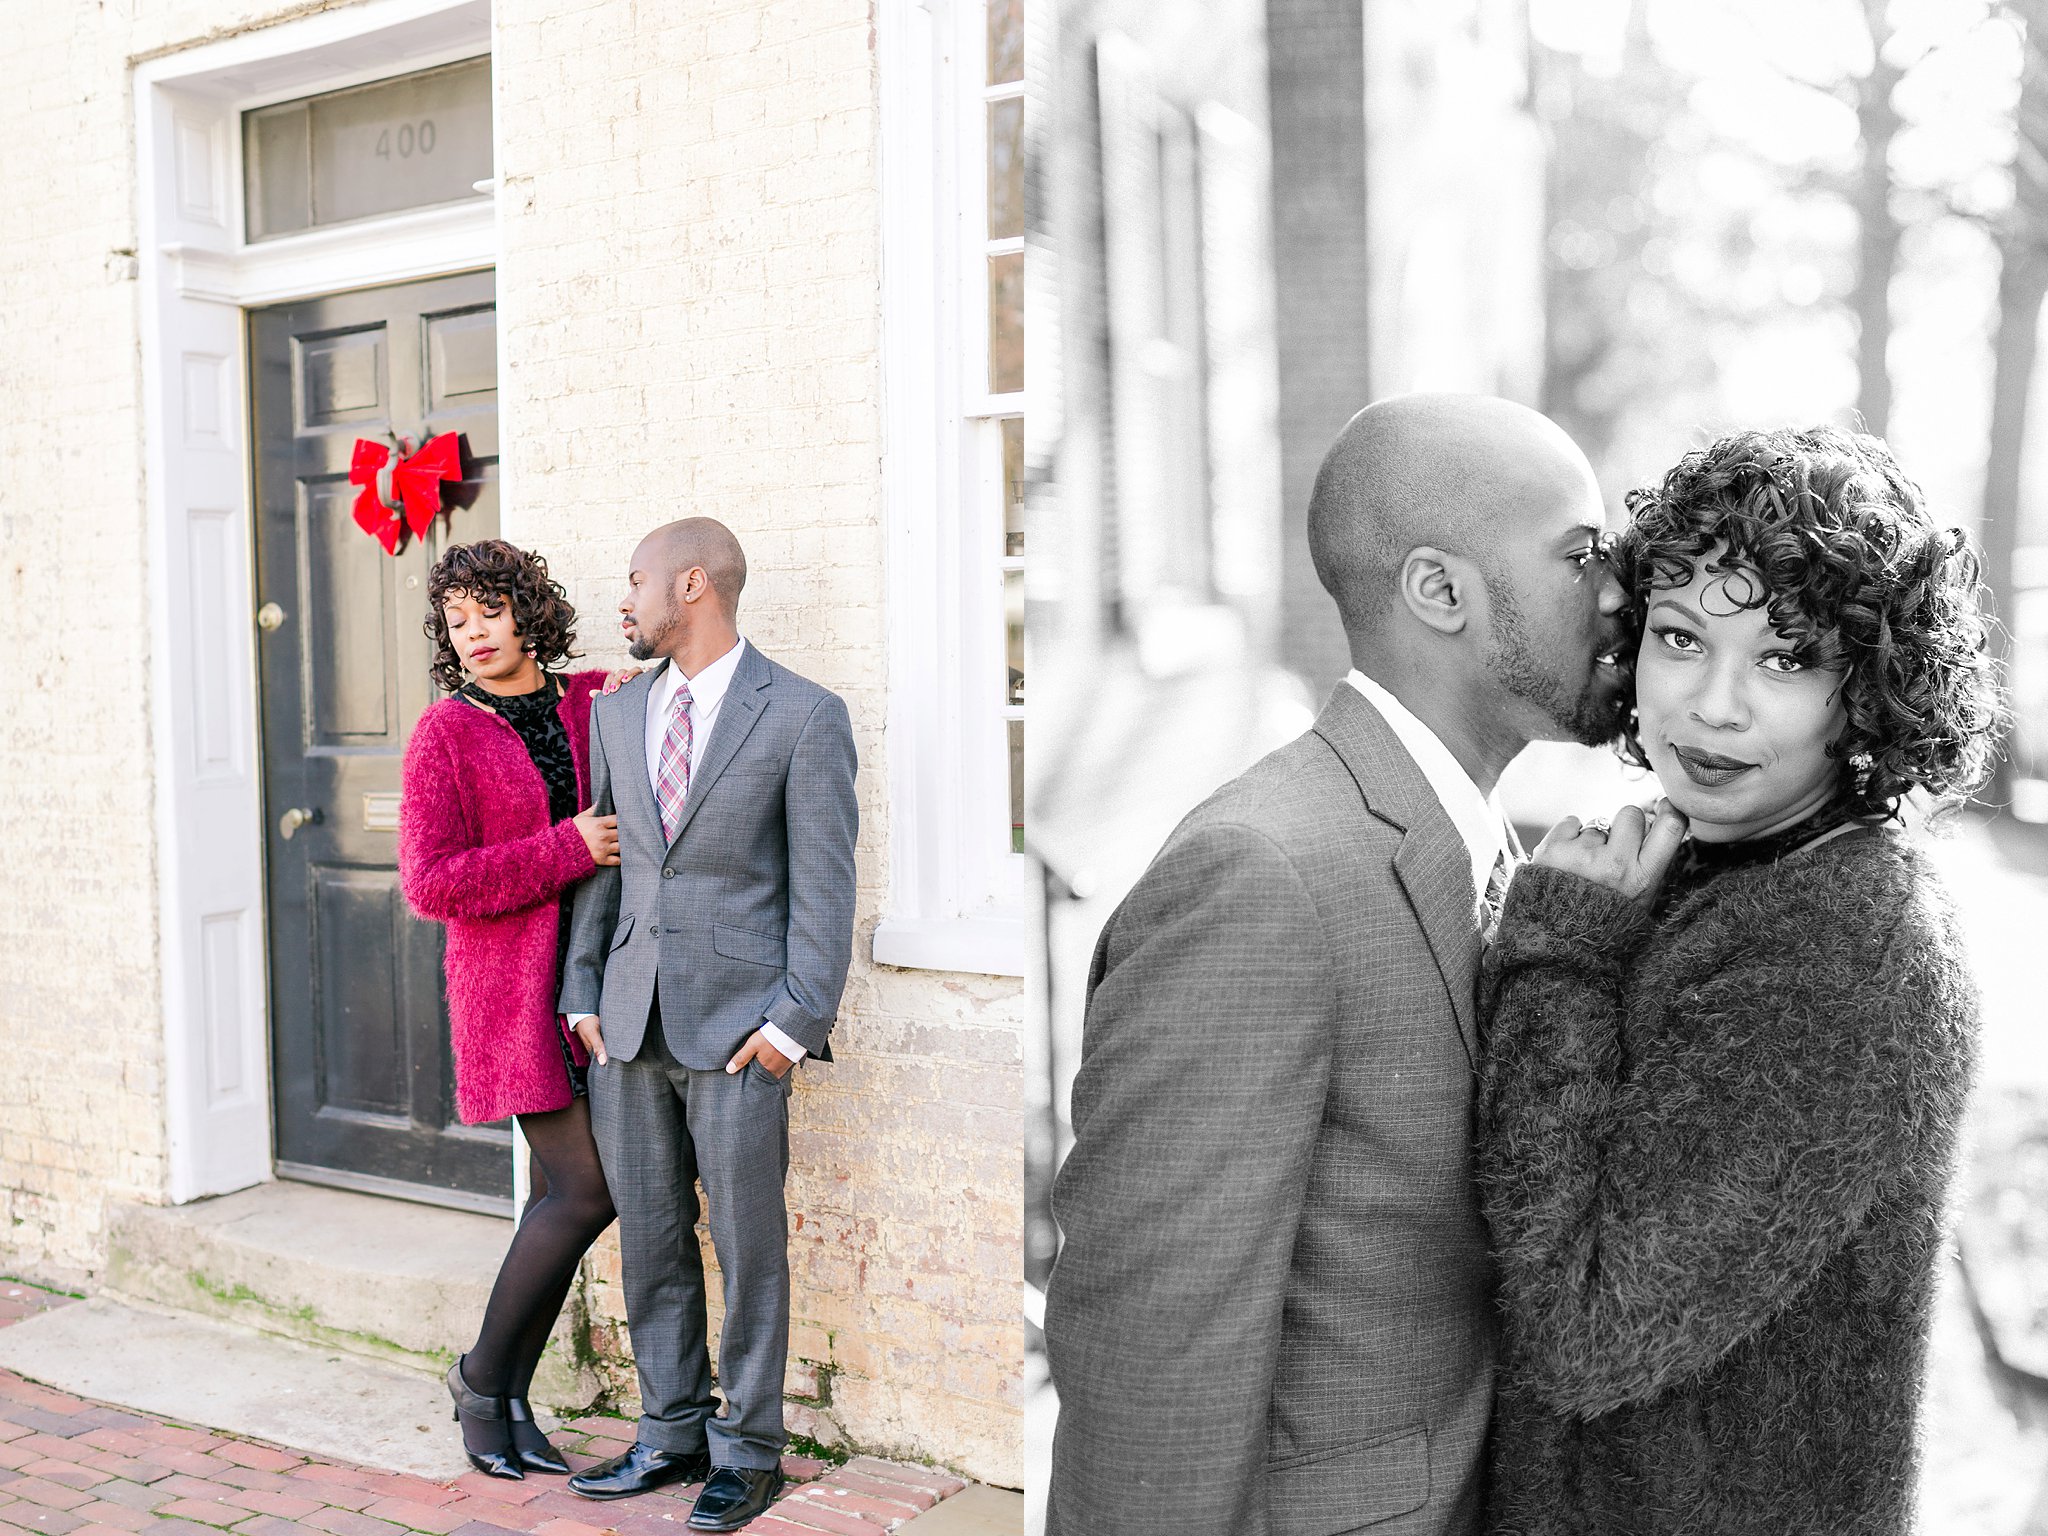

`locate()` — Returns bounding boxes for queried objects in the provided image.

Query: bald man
[559,519,857,1531]
[1044,397,1628,1536]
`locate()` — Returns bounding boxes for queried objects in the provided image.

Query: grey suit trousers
[588,998,793,1469]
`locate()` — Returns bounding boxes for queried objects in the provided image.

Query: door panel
[311,868,406,1117]
[426,307,499,409]
[296,327,388,428]
[303,478,398,742]
[252,268,508,1206]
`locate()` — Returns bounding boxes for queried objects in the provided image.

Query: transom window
[242,57,493,241]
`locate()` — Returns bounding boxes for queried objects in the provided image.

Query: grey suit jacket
[1044,684,1495,1536]
[556,643,858,1069]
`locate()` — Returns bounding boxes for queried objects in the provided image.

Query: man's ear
[1399,546,1473,636]
[677,565,709,605]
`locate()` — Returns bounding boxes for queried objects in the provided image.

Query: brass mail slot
[362,791,401,831]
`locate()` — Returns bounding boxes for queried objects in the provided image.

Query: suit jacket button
[662,867,674,878]
[648,925,660,936]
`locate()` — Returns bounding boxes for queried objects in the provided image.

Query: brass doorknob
[257,602,286,632]
[279,807,321,840]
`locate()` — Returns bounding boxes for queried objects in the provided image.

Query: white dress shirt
[645,635,747,797]
[1346,670,1513,915]
[570,636,808,1067]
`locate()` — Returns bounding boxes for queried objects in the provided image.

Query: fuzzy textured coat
[1477,826,1977,1536]
[398,669,605,1125]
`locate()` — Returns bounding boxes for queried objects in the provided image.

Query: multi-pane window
[984,0,1026,852]
[873,0,1029,972]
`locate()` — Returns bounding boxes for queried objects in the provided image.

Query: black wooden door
[251,269,510,1207]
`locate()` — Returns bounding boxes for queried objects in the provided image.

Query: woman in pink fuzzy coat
[399,540,620,1481]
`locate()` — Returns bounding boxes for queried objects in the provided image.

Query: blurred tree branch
[1851,0,1906,435]
[1740,0,2010,436]
[1536,0,1719,476]
[1981,0,2048,785]
[1759,63,1861,113]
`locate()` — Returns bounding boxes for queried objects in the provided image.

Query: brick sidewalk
[0,1283,965,1536]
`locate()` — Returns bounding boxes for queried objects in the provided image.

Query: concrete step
[0,1296,470,1481]
[102,1180,598,1412]
[895,1483,1025,1533]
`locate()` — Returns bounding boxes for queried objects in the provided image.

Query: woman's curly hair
[424,540,581,694]
[1611,424,2006,815]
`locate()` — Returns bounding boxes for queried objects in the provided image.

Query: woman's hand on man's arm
[573,806,620,865]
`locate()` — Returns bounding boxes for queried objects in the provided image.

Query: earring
[1849,751,1874,796]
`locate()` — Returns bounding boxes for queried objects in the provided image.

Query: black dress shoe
[504,1398,571,1475]
[568,1442,712,1501]
[445,1357,522,1481]
[685,1466,784,1531]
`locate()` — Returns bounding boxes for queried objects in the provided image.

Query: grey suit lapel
[1392,823,1483,1069]
[665,642,772,852]
[1313,684,1483,1069]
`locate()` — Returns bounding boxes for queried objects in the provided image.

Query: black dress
[461,674,589,1099]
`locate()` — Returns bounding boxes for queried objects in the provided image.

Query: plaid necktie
[656,680,694,843]
[1481,848,1511,938]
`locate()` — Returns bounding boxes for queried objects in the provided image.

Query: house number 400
[375,121,437,159]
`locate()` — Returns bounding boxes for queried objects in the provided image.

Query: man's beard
[1487,583,1629,748]
[626,610,671,662]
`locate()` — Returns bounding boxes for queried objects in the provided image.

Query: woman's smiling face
[1633,551,1850,843]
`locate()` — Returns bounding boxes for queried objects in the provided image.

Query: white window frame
[874,0,1029,977]
[136,0,496,1203]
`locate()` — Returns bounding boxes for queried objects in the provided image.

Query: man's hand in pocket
[727,1029,792,1079]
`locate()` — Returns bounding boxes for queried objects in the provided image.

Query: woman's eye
[1652,625,1699,653]
[1761,652,1805,674]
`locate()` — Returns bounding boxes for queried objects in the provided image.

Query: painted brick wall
[0,0,1020,1486]
[494,0,1025,1485]
[0,0,329,1283]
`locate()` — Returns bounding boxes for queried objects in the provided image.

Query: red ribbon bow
[349,433,463,555]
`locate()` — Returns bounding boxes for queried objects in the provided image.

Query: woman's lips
[1671,744,1757,788]
[469,646,498,663]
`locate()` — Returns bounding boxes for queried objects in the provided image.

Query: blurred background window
[989,0,1028,852]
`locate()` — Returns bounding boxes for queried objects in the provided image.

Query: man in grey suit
[558,519,857,1532]
[1044,396,1629,1536]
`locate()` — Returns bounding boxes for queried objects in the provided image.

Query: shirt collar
[1345,669,1510,906]
[653,636,747,718]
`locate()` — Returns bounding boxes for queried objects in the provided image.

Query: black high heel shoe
[446,1356,523,1480]
[505,1398,571,1475]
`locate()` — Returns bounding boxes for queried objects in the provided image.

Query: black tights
[459,1097,615,1415]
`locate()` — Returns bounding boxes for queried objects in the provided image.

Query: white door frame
[135,0,496,1203]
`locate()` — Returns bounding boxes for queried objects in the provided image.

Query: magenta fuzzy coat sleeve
[398,670,606,1124]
